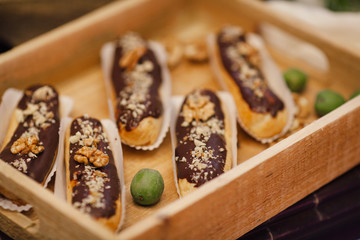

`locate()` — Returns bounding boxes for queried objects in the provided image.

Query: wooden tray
[0,0,359,239]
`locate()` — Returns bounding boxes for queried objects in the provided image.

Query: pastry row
[0,25,295,231]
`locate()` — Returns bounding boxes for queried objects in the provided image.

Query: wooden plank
[0,208,37,240]
[118,96,360,239]
[0,161,115,240]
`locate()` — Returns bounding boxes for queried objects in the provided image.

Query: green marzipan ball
[283,68,308,93]
[349,89,360,100]
[130,168,164,206]
[315,90,346,117]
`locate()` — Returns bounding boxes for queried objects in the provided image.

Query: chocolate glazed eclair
[214,26,288,139]
[0,85,60,205]
[111,32,163,146]
[65,116,121,231]
[175,89,232,197]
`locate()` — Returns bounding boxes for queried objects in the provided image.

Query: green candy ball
[130,168,164,206]
[315,90,345,117]
[283,68,308,93]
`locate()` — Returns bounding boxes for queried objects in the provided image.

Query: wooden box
[0,0,359,239]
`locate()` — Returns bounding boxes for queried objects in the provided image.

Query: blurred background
[0,0,360,53]
[0,0,113,53]
[0,0,360,52]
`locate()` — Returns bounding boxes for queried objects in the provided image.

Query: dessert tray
[0,0,359,239]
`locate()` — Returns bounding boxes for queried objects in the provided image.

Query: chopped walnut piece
[184,41,208,62]
[30,145,45,154]
[182,90,215,123]
[74,146,109,167]
[248,54,261,67]
[165,40,184,69]
[90,150,109,168]
[11,137,26,154]
[32,86,55,101]
[11,136,44,155]
[83,137,94,147]
[74,155,89,165]
[236,42,255,56]
[297,97,310,118]
[119,46,147,72]
[221,25,243,42]
[236,41,261,67]
[76,146,96,158]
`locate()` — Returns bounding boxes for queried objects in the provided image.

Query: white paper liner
[170,91,238,198]
[0,88,23,147]
[0,88,73,211]
[100,40,172,151]
[54,117,126,231]
[207,32,295,144]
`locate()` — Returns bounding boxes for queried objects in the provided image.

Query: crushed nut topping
[32,86,56,101]
[10,158,28,173]
[69,131,82,144]
[181,90,215,124]
[70,116,110,168]
[165,40,184,69]
[70,117,108,147]
[73,165,109,213]
[176,90,226,185]
[11,136,44,155]
[116,33,156,127]
[118,32,146,54]
[221,26,268,99]
[292,93,310,118]
[17,88,57,130]
[221,25,243,42]
[1,85,59,177]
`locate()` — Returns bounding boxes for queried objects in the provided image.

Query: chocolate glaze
[175,90,227,187]
[217,32,284,117]
[0,85,60,183]
[69,116,120,219]
[111,44,163,131]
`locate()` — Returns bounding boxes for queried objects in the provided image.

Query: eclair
[0,85,60,204]
[209,25,292,141]
[110,32,164,147]
[65,115,121,231]
[174,89,232,197]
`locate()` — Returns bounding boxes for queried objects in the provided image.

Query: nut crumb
[184,41,208,62]
[165,40,184,69]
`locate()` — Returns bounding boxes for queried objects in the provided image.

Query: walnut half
[11,136,44,155]
[74,146,109,167]
[119,46,147,72]
[182,90,215,123]
[184,41,208,63]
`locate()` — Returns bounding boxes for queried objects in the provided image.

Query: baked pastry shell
[207,32,295,143]
[0,88,73,211]
[170,91,238,198]
[54,117,126,232]
[101,40,172,150]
